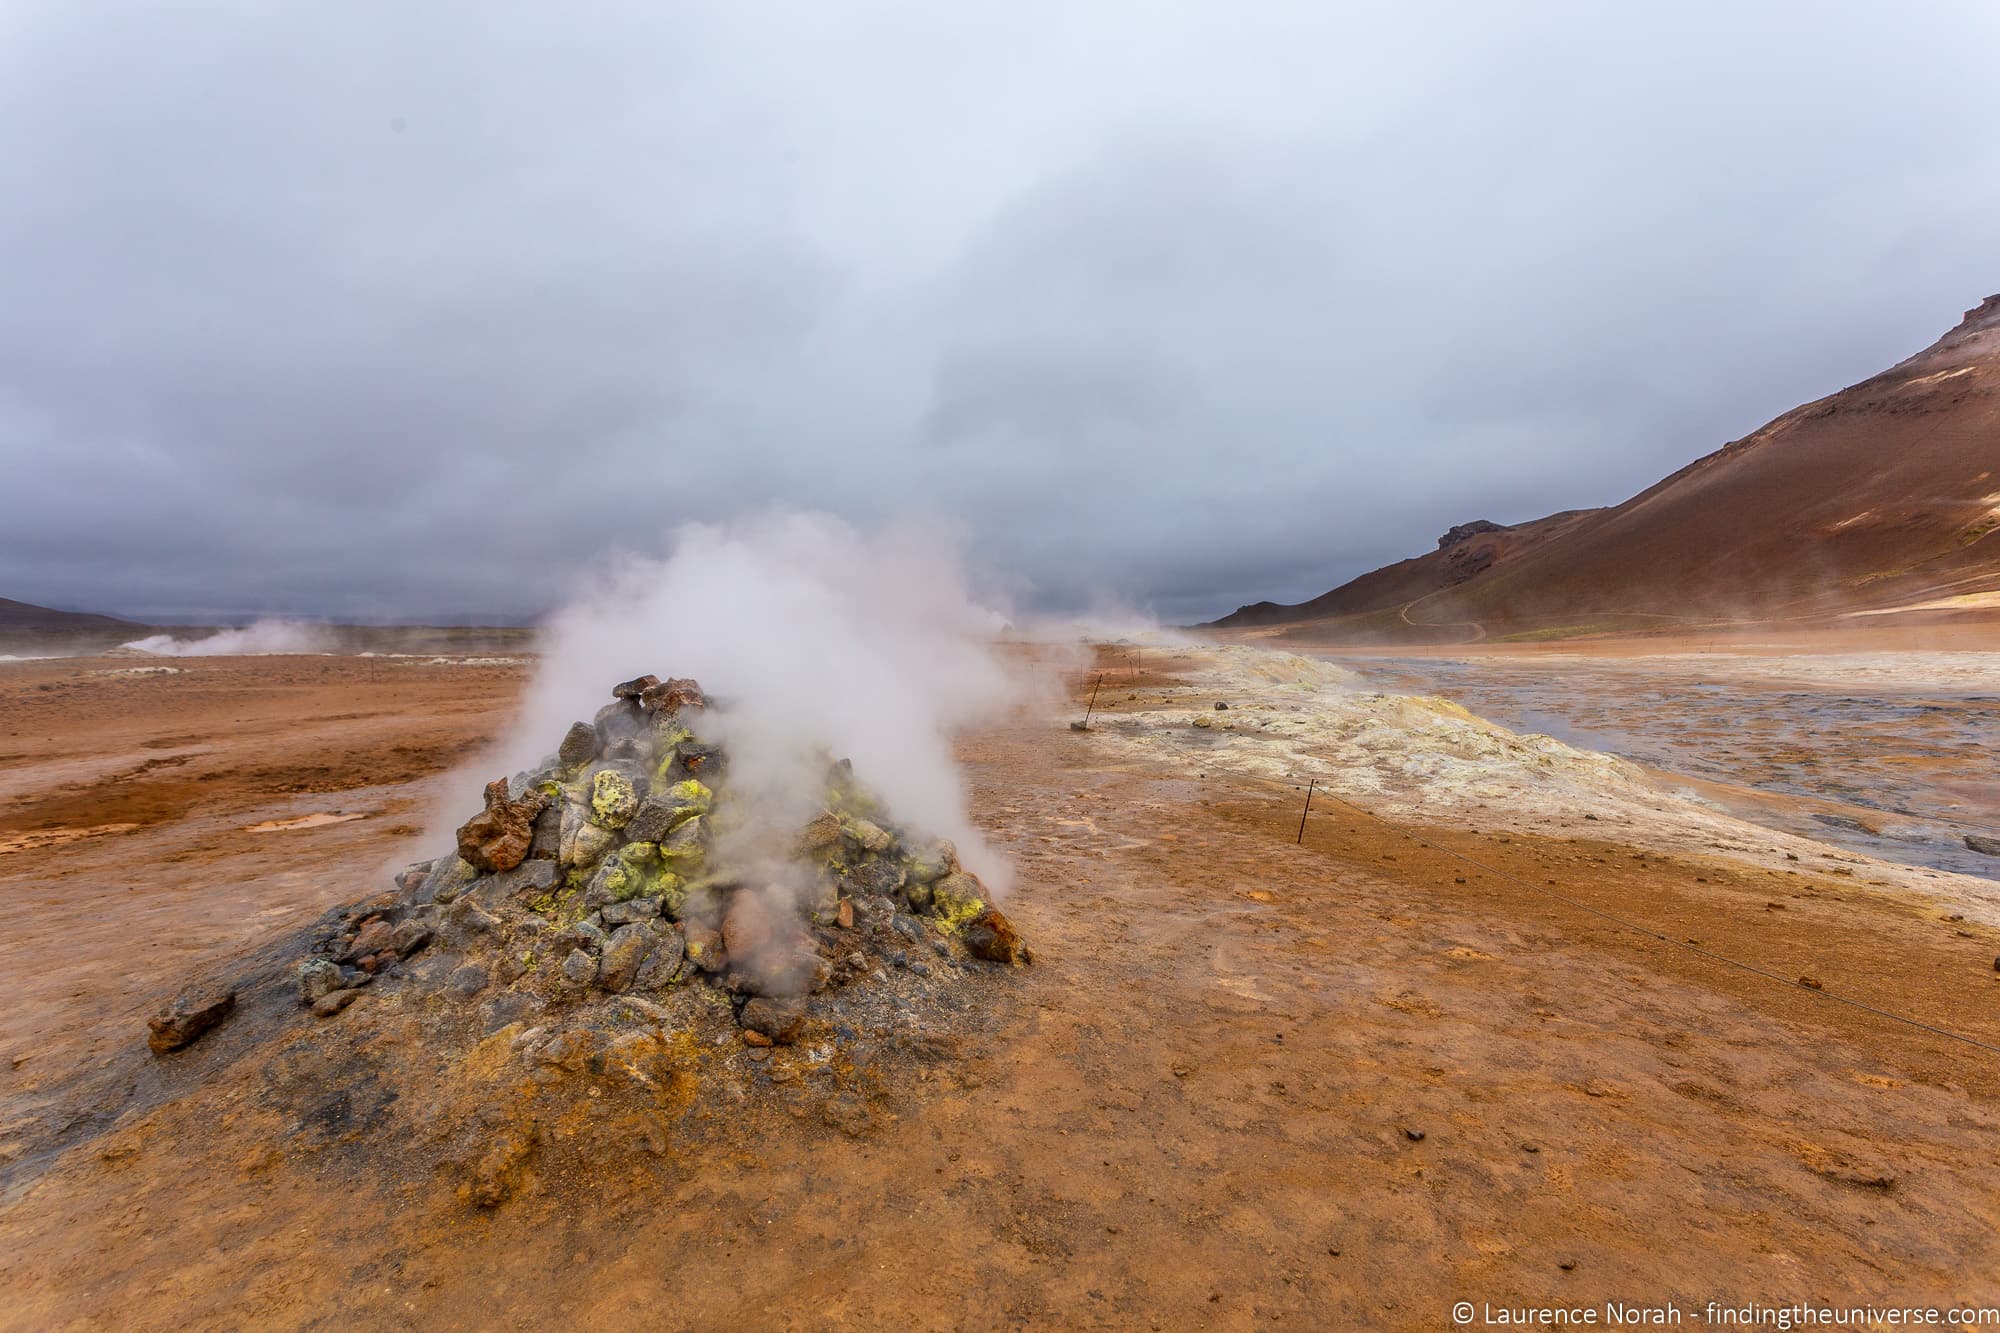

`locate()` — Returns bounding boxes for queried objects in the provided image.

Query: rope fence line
[1290,782,2000,1059]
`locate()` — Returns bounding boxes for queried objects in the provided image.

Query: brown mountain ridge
[1212,295,2000,644]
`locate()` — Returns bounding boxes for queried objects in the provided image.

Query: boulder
[1966,834,2000,857]
[456,778,549,873]
[147,988,237,1054]
[963,906,1030,966]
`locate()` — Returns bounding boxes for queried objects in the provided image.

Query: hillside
[1212,295,2000,643]
[0,597,141,632]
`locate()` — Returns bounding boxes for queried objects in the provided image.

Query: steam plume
[496,512,1024,893]
[123,619,336,656]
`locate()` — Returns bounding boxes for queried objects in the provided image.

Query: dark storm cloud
[3,2,1996,624]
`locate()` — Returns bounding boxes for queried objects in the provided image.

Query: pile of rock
[293,673,1028,1052]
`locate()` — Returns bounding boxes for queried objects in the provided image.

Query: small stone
[146,988,236,1054]
[1798,976,1824,990]
[341,919,397,963]
[612,674,660,699]
[740,995,807,1044]
[561,949,598,986]
[1559,1260,1576,1272]
[741,1029,773,1047]
[389,920,433,957]
[447,964,491,998]
[312,989,360,1017]
[1403,1127,1426,1142]
[395,859,435,893]
[836,899,854,930]
[601,898,660,926]
[1965,834,2000,856]
[1214,701,1229,710]
[297,958,344,1006]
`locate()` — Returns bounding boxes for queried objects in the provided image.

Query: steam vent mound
[280,674,1028,1207]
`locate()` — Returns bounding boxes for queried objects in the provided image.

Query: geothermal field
[2,620,1998,1327]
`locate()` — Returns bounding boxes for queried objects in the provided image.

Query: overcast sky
[3,2,1996,624]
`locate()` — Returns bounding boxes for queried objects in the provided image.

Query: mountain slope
[0,597,141,631]
[1212,295,2000,642]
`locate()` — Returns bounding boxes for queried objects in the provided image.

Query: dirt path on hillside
[2,655,1997,1328]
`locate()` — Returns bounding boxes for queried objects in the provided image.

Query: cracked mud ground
[2,652,1997,1329]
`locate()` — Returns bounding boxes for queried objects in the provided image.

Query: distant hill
[0,597,142,631]
[1210,295,2000,643]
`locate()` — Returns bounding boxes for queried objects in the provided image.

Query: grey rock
[846,858,906,899]
[418,856,478,906]
[389,919,433,958]
[904,841,957,885]
[447,964,492,997]
[528,802,562,860]
[558,720,599,770]
[555,919,608,952]
[597,924,655,993]
[1966,834,2000,857]
[297,958,345,1006]
[594,699,648,748]
[891,915,924,943]
[559,802,618,869]
[560,948,598,986]
[634,925,686,990]
[464,858,557,908]
[395,859,436,893]
[484,991,543,1032]
[438,897,501,948]
[601,898,660,926]
[625,788,706,843]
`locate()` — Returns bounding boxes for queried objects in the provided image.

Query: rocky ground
[2,648,1998,1328]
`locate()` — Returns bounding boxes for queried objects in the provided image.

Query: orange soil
[2,653,1997,1329]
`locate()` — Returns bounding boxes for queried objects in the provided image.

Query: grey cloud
[3,1,1997,624]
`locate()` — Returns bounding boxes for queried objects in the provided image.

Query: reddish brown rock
[455,778,549,873]
[740,995,807,1043]
[639,676,706,716]
[963,906,1030,966]
[147,988,237,1054]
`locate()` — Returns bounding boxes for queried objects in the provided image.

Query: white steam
[123,619,336,656]
[500,512,1025,894]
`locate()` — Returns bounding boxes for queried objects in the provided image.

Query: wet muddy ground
[1344,652,2000,880]
[2,651,1998,1328]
